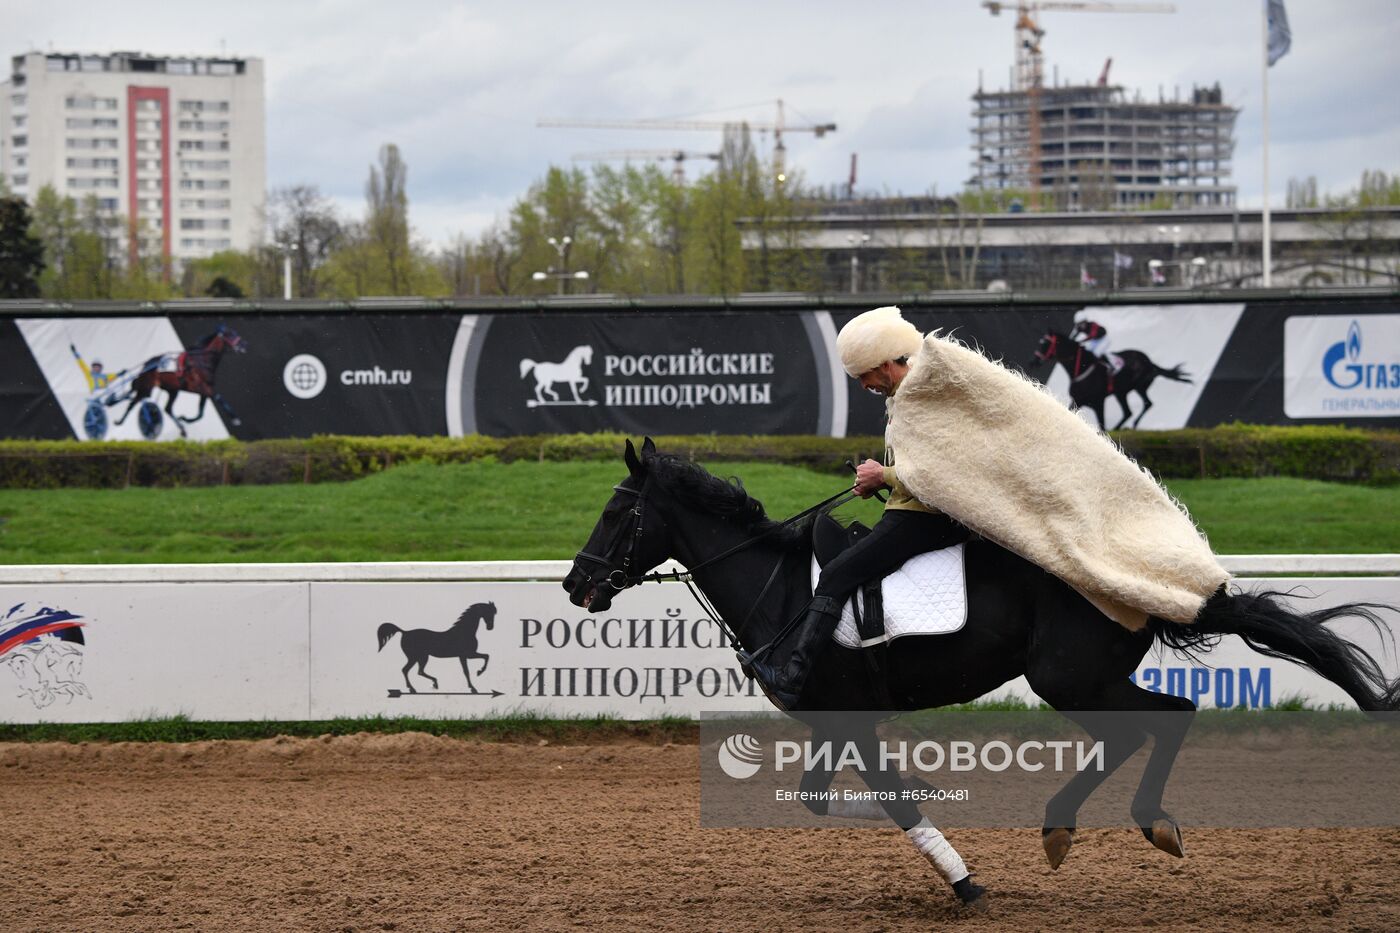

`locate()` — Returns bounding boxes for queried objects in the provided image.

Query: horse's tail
[1150,587,1400,712]
[519,359,537,379]
[376,623,402,651]
[1155,363,1192,384]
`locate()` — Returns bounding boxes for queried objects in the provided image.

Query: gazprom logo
[1321,320,1397,391]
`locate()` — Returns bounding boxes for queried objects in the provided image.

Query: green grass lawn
[0,460,1396,564]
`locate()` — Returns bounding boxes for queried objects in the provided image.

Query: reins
[575,481,858,653]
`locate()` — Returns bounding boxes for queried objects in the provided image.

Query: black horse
[1030,330,1191,430]
[112,325,246,437]
[377,602,496,693]
[565,439,1399,902]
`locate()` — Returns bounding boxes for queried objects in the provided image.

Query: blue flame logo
[1322,321,1364,389]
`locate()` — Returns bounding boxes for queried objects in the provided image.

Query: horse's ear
[641,437,657,457]
[624,438,642,476]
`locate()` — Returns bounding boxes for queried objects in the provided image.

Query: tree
[0,196,45,297]
[367,144,411,294]
[266,184,343,298]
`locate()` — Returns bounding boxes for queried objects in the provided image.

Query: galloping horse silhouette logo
[377,602,502,698]
[520,345,597,407]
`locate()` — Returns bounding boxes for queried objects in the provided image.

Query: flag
[1080,264,1097,288]
[1267,0,1291,66]
[1113,251,1133,270]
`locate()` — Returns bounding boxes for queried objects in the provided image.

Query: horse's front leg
[571,378,588,402]
[1112,392,1134,431]
[846,725,984,907]
[167,390,189,437]
[458,656,478,693]
[212,392,241,427]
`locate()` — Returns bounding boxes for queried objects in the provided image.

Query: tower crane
[981,1,1175,205]
[571,149,721,184]
[540,99,836,183]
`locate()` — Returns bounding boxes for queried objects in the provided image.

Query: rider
[70,343,117,392]
[740,306,970,710]
[1070,320,1123,373]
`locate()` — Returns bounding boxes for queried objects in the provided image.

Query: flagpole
[1261,0,1272,287]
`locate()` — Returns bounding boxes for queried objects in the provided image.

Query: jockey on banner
[741,306,971,709]
[1071,319,1124,375]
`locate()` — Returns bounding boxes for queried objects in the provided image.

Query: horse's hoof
[1148,817,1185,858]
[952,876,988,910]
[1042,827,1074,870]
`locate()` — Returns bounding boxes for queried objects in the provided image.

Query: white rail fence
[2,556,1397,722]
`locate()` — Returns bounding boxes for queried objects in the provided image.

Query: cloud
[6,0,1398,245]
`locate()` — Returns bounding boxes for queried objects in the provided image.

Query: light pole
[532,270,590,292]
[282,242,298,300]
[547,235,572,295]
[847,233,870,293]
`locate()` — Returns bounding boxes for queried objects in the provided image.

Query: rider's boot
[738,596,843,710]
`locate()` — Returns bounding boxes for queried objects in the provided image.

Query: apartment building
[0,50,265,266]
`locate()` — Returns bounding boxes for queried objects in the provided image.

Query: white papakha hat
[836,305,924,377]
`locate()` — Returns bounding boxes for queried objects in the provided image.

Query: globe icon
[291,361,320,392]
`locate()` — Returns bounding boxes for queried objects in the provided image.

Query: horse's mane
[644,454,811,550]
[453,602,495,629]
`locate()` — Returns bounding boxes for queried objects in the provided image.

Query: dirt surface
[3,734,1398,932]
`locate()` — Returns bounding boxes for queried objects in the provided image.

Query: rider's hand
[853,459,888,499]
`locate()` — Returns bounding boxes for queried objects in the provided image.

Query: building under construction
[970,80,1238,211]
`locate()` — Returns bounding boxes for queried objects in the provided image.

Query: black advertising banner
[168,314,460,439]
[456,312,828,436]
[1,296,1396,441]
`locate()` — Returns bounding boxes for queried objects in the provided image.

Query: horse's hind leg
[416,659,439,691]
[401,659,418,693]
[1112,392,1134,430]
[1132,390,1154,429]
[1099,679,1195,856]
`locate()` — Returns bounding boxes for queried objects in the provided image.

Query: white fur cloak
[886,333,1229,630]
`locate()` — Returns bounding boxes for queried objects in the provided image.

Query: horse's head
[1029,331,1064,368]
[564,437,673,613]
[483,601,496,631]
[212,325,248,354]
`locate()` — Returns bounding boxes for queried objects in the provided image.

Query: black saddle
[811,513,885,642]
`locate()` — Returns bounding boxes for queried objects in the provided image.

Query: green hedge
[0,425,1396,489]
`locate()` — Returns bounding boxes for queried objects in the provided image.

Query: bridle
[572,474,856,651]
[1034,332,1098,383]
[573,477,655,593]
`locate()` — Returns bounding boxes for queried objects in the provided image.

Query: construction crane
[571,149,721,184]
[540,99,836,183]
[982,1,1175,206]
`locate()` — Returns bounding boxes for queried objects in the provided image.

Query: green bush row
[0,424,1396,488]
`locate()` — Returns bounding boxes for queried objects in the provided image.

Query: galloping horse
[520,345,593,405]
[377,602,496,694]
[566,439,1399,903]
[1030,329,1191,430]
[113,325,247,436]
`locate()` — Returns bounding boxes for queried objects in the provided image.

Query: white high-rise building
[0,50,265,267]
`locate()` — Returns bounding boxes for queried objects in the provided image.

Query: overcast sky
[7,0,1398,247]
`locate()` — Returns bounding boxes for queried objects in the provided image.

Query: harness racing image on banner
[16,317,243,441]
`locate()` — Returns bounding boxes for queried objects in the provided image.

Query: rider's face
[858,361,898,397]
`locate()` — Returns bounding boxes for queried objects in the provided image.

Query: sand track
[3,734,1397,932]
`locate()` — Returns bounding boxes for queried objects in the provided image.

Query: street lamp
[847,233,870,294]
[282,242,298,300]
[537,235,581,295]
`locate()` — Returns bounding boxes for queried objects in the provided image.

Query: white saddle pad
[811,544,968,649]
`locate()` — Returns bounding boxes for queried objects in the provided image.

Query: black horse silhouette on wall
[377,602,495,694]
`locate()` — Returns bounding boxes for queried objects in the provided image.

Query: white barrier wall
[1,559,1397,722]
